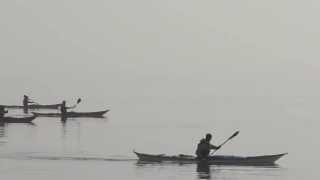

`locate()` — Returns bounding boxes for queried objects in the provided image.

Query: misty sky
[1,0,320,104]
[2,1,320,167]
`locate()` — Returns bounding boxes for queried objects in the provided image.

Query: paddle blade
[77,98,82,104]
[228,131,240,140]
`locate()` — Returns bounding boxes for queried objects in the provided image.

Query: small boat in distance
[3,104,61,109]
[0,114,37,123]
[134,151,287,166]
[32,110,109,118]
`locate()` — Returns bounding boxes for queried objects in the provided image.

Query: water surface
[0,100,310,179]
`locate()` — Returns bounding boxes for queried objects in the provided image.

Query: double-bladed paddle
[210,131,239,156]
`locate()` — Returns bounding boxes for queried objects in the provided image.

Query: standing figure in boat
[195,133,221,159]
[0,106,8,118]
[23,95,34,114]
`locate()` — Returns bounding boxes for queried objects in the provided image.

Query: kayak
[0,115,37,123]
[32,110,109,118]
[134,151,287,166]
[3,104,61,109]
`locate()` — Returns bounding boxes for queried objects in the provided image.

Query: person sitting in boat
[60,100,68,117]
[0,106,8,118]
[23,95,35,113]
[60,100,75,118]
[195,133,221,159]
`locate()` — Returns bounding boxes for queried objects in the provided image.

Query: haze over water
[0,0,319,179]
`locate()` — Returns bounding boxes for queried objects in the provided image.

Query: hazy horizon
[1,1,320,99]
[0,1,319,179]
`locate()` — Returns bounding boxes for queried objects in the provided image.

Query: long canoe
[32,110,109,118]
[3,104,61,109]
[134,151,287,166]
[0,115,37,123]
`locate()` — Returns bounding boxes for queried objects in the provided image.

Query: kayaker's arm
[209,144,221,150]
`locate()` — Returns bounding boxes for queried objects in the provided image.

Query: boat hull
[32,110,109,118]
[3,104,61,109]
[0,115,37,123]
[134,151,287,166]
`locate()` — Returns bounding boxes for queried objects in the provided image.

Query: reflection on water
[134,160,285,180]
[197,161,211,179]
[0,112,291,180]
[135,160,212,180]
[60,118,83,154]
[0,123,7,145]
[0,123,6,138]
[61,116,67,123]
[61,118,67,139]
[0,122,36,146]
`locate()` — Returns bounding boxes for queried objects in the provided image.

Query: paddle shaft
[210,139,231,155]
[67,98,82,109]
[28,98,39,105]
[210,131,239,156]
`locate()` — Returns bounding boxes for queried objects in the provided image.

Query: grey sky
[1,0,320,103]
[1,1,320,170]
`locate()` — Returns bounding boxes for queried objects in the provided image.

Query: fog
[0,1,319,166]
[1,1,319,98]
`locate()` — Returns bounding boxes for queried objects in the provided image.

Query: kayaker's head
[62,100,66,105]
[24,95,28,99]
[205,133,212,142]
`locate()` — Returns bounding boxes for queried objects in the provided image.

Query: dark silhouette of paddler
[23,95,35,114]
[0,106,8,118]
[60,98,81,121]
[195,133,221,160]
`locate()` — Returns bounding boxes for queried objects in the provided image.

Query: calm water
[0,97,317,180]
[2,1,320,179]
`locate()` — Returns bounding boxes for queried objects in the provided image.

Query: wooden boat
[32,110,109,118]
[134,151,287,166]
[3,104,61,109]
[0,115,37,123]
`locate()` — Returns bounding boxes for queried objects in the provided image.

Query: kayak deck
[32,110,109,118]
[3,104,61,109]
[134,151,287,166]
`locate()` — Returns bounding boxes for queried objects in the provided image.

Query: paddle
[30,101,40,105]
[68,98,82,109]
[28,98,40,105]
[210,131,239,156]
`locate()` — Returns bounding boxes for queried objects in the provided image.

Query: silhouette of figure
[60,100,68,119]
[0,106,8,118]
[23,95,34,114]
[60,100,75,120]
[195,133,221,159]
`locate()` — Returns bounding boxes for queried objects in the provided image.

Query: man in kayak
[195,133,221,159]
[0,106,8,118]
[23,95,35,113]
[60,100,68,119]
[60,100,76,119]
